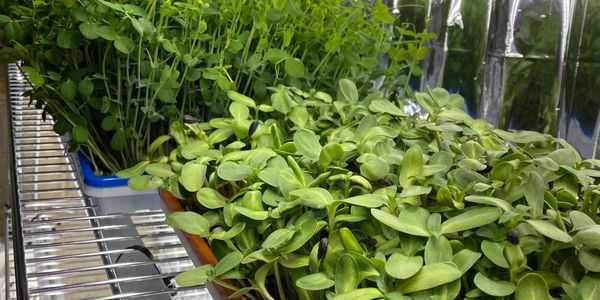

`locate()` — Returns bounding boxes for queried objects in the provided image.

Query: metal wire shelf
[5,63,211,300]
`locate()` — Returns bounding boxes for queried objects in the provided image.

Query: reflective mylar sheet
[393,0,600,158]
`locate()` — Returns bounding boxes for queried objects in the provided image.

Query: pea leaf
[296,273,334,291]
[227,90,256,108]
[385,253,423,279]
[474,272,515,297]
[114,36,135,54]
[165,212,210,236]
[440,207,502,234]
[284,57,305,78]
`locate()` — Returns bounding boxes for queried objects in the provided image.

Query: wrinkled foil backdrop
[388,0,599,158]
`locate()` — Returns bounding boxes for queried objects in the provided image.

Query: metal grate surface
[6,63,211,300]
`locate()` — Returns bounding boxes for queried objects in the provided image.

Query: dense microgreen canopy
[121,79,600,299]
[0,0,431,174]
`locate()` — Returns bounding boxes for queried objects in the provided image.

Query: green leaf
[217,161,253,181]
[176,162,205,191]
[284,57,305,78]
[110,128,126,151]
[294,130,322,160]
[117,161,149,178]
[398,262,462,294]
[114,36,135,54]
[57,30,78,49]
[329,288,384,300]
[148,135,171,156]
[399,145,423,188]
[371,206,430,237]
[234,206,269,220]
[79,22,99,39]
[128,175,163,190]
[474,272,515,296]
[289,188,333,209]
[339,79,358,103]
[452,249,482,274]
[579,274,600,300]
[61,79,77,100]
[335,254,359,293]
[574,225,600,249]
[196,188,228,209]
[264,48,289,63]
[170,121,186,145]
[360,157,389,181]
[165,211,209,235]
[342,194,386,208]
[278,254,309,269]
[145,163,175,177]
[4,21,23,41]
[175,264,212,286]
[525,220,572,243]
[78,79,94,97]
[385,252,423,279]
[481,240,509,268]
[399,186,432,198]
[525,172,545,219]
[464,195,512,212]
[96,26,117,40]
[262,228,295,249]
[578,246,600,272]
[319,143,344,169]
[227,90,256,108]
[214,251,243,277]
[440,207,502,234]
[569,210,596,230]
[296,272,334,291]
[515,273,551,300]
[368,99,406,116]
[20,66,44,87]
[424,235,453,264]
[72,126,89,143]
[211,222,246,240]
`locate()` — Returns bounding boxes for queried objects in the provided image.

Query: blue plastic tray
[78,152,128,188]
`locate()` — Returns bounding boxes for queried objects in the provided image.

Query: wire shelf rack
[5,63,212,300]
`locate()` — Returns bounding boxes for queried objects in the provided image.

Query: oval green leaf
[440,207,502,234]
[385,252,423,279]
[474,272,515,296]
